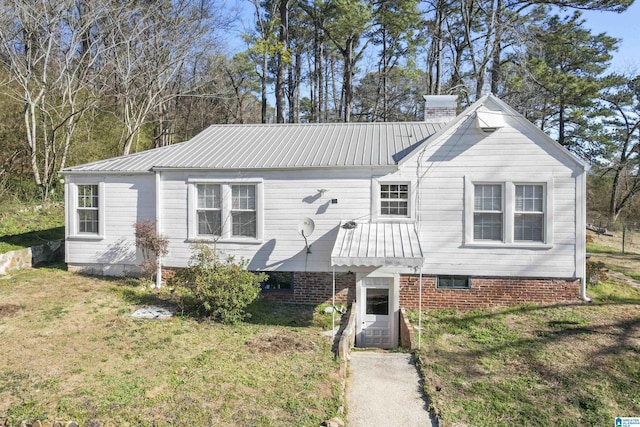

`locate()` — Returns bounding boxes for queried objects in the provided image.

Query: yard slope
[0,266,341,426]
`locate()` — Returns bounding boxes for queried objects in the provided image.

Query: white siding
[159,169,378,272]
[398,98,582,278]
[66,174,156,274]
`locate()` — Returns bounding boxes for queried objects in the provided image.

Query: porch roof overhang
[330,222,424,268]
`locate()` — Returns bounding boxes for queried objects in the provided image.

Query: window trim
[514,183,545,243]
[67,180,105,240]
[464,176,553,247]
[371,177,416,222]
[196,183,222,237]
[472,183,504,242]
[231,184,257,238]
[436,275,471,289]
[188,178,263,243]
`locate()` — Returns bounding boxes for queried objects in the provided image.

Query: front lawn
[0,266,341,426]
[412,279,640,426]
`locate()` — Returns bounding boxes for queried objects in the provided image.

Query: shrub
[171,244,267,323]
[586,260,608,286]
[134,220,169,281]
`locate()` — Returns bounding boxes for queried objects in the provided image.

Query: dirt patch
[0,304,21,318]
[247,329,317,354]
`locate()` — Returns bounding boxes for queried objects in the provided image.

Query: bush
[171,244,267,323]
[134,220,169,282]
[586,260,608,286]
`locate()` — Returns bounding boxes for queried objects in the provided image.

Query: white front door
[358,276,396,349]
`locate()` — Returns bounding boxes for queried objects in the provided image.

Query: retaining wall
[0,240,64,275]
[399,308,416,349]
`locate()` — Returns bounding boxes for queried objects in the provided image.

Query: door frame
[355,272,399,348]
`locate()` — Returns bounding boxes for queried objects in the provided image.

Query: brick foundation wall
[399,275,581,310]
[162,268,355,306]
[261,272,356,305]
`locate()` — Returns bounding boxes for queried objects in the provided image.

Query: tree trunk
[558,99,566,146]
[25,100,42,187]
[275,0,288,123]
[261,55,268,123]
[490,0,503,95]
[342,39,354,122]
[609,167,621,227]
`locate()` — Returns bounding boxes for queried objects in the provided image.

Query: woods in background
[0,0,637,226]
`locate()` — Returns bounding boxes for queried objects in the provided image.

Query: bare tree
[0,0,108,198]
[99,0,224,155]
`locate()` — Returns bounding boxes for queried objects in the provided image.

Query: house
[61,94,588,349]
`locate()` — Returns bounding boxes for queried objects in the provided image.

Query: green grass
[0,203,64,253]
[411,278,640,426]
[586,242,620,254]
[588,278,640,303]
[0,266,342,425]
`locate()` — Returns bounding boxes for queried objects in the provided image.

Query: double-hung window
[77,184,99,234]
[515,184,544,242]
[190,180,262,241]
[197,184,222,236]
[473,184,503,241]
[232,185,256,237]
[465,177,551,246]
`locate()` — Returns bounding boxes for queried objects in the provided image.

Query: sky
[221,0,640,82]
[581,1,640,74]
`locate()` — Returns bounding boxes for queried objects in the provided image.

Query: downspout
[155,171,162,289]
[577,169,590,302]
[332,266,336,339]
[581,277,590,302]
[582,254,591,302]
[418,267,423,350]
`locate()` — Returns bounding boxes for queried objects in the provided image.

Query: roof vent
[423,95,457,124]
[475,105,505,132]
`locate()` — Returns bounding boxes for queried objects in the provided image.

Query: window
[465,177,553,246]
[380,184,409,217]
[437,275,471,289]
[473,184,503,241]
[232,185,256,237]
[197,184,222,236]
[189,179,262,242]
[515,184,544,242]
[77,184,99,234]
[365,288,389,315]
[259,271,293,291]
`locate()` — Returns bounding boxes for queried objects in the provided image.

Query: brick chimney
[423,95,458,123]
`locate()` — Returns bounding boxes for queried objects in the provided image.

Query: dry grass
[413,227,640,426]
[588,229,640,284]
[0,265,341,426]
[589,227,640,254]
[412,280,640,426]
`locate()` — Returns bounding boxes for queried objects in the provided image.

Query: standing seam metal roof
[331,222,424,267]
[63,122,445,173]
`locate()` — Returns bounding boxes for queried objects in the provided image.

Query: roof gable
[399,94,588,170]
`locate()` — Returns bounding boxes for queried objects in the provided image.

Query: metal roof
[63,122,445,173]
[331,222,424,267]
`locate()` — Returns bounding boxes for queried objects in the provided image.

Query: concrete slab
[131,306,174,319]
[346,352,437,427]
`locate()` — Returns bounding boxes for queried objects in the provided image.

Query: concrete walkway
[346,352,437,427]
